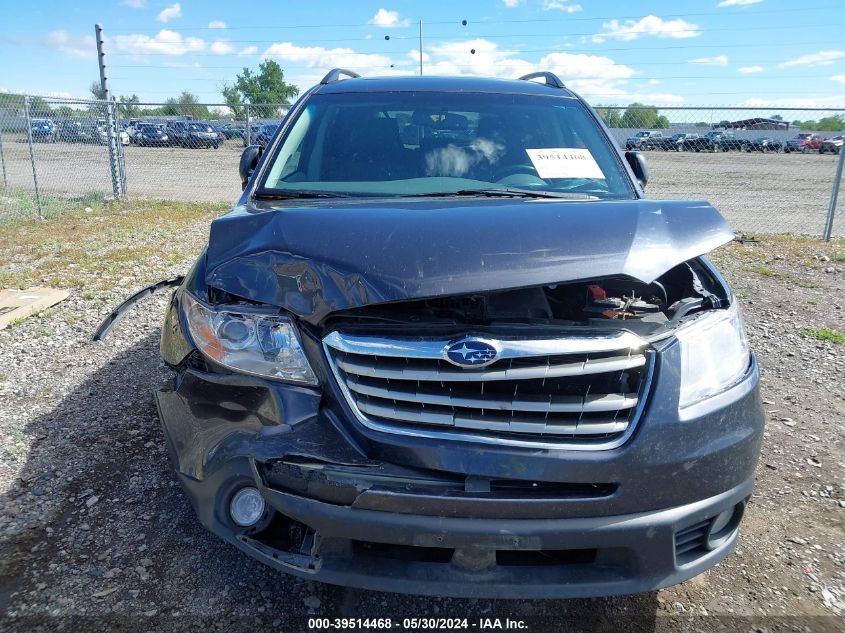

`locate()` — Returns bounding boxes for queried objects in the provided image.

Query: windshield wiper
[253,188,349,199]
[401,188,599,200]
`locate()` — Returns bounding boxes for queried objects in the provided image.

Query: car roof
[313,75,578,98]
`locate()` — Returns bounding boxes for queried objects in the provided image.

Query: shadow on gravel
[1,330,660,632]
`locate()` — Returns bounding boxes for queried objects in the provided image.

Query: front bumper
[176,460,752,598]
[155,308,764,598]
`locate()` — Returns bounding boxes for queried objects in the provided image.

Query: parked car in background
[92,123,130,146]
[656,133,699,151]
[746,137,783,153]
[214,123,243,140]
[30,118,55,142]
[111,70,764,599]
[784,133,824,153]
[168,121,220,148]
[819,135,843,154]
[56,120,87,143]
[695,131,748,153]
[254,123,280,148]
[135,123,170,147]
[625,130,663,150]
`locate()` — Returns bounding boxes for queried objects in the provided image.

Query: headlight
[162,135,168,140]
[676,302,750,409]
[182,292,317,386]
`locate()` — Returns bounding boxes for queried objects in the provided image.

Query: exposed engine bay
[322,259,726,338]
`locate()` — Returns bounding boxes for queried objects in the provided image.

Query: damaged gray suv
[148,70,763,598]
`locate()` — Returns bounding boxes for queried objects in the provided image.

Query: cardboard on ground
[0,287,69,330]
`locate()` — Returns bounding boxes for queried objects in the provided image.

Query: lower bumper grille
[324,330,653,449]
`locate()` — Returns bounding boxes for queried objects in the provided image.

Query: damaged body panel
[150,72,764,598]
[204,198,733,323]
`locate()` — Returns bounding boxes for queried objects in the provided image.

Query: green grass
[0,189,107,222]
[751,265,778,277]
[833,253,845,263]
[800,327,845,344]
[0,198,227,291]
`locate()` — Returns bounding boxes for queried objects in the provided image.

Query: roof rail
[320,68,361,85]
[517,72,565,89]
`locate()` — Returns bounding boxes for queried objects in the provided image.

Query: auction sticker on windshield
[525,148,605,179]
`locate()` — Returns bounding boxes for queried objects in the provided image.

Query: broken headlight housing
[182,292,317,386]
[676,301,750,409]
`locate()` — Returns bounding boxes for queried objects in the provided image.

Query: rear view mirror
[239,144,263,190]
[625,151,649,189]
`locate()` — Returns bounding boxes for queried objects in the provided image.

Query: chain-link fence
[1,96,843,238]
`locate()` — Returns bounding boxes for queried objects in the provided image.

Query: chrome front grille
[323,330,653,449]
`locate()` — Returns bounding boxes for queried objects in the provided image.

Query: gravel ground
[1,135,844,237]
[0,210,844,632]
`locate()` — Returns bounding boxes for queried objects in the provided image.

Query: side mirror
[239,144,263,190]
[625,150,649,189]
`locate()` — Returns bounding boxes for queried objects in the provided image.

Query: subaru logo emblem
[444,338,500,368]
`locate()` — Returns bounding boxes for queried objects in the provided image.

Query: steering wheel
[493,163,542,182]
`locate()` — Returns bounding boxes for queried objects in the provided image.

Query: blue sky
[2,0,845,108]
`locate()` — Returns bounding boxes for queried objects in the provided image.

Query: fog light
[229,487,265,527]
[706,502,744,550]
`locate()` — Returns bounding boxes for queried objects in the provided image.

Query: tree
[790,115,844,131]
[161,91,211,119]
[89,80,106,101]
[620,103,666,129]
[221,82,245,119]
[769,114,784,121]
[118,94,141,119]
[595,106,622,128]
[225,60,299,117]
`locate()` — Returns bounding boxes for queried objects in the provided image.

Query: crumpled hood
[205,198,733,324]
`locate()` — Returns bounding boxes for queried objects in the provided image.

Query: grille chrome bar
[346,376,639,413]
[324,330,646,358]
[323,330,653,450]
[335,353,645,382]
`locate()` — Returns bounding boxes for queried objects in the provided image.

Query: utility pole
[94,23,124,200]
[419,20,423,76]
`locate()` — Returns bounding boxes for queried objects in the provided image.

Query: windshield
[189,124,212,132]
[257,91,634,199]
[138,124,161,133]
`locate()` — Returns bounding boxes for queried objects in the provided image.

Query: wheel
[802,146,809,154]
[213,142,219,150]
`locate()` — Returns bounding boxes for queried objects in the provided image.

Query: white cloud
[239,45,258,56]
[113,29,205,56]
[502,0,521,7]
[779,50,845,67]
[263,42,395,71]
[648,79,662,85]
[368,8,409,28]
[262,37,683,105]
[738,65,764,73]
[543,0,581,11]
[208,20,227,29]
[717,0,763,6]
[832,75,845,84]
[737,95,845,108]
[120,0,146,8]
[689,54,729,66]
[156,3,181,23]
[210,40,234,55]
[593,15,701,43]
[43,30,95,58]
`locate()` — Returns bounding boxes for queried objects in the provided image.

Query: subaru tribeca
[148,70,762,598]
